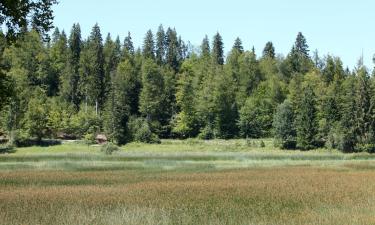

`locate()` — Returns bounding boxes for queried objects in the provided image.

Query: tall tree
[104,59,138,144]
[0,0,57,40]
[79,23,105,115]
[139,59,164,122]
[173,60,199,137]
[212,32,224,65]
[165,27,180,72]
[142,30,155,60]
[273,100,296,149]
[296,85,318,150]
[201,35,210,58]
[155,25,166,65]
[103,33,121,98]
[262,41,275,59]
[123,32,134,60]
[232,37,244,54]
[60,23,82,109]
[49,28,67,96]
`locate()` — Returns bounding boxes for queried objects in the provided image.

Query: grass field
[1,139,375,225]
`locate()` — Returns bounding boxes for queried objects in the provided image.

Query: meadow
[1,139,375,225]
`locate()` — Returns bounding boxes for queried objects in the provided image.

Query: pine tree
[155,25,165,65]
[212,32,224,65]
[296,85,318,150]
[262,41,275,59]
[213,70,238,138]
[139,59,164,122]
[61,23,81,109]
[49,28,67,96]
[295,32,309,57]
[79,23,105,115]
[232,37,244,54]
[103,33,121,98]
[355,67,374,151]
[165,27,180,72]
[201,35,210,58]
[285,32,312,75]
[123,32,134,59]
[104,59,137,144]
[142,30,155,60]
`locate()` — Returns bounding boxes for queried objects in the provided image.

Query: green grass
[1,139,375,224]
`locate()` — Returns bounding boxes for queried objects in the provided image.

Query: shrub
[100,142,119,155]
[260,140,266,148]
[198,125,215,140]
[128,117,160,144]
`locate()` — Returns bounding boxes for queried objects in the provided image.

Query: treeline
[0,23,374,152]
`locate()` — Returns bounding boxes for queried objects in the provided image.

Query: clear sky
[52,0,375,69]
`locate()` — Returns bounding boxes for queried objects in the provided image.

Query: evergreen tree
[232,37,244,54]
[355,67,374,151]
[296,85,318,150]
[285,32,312,75]
[295,32,309,57]
[139,59,164,122]
[236,51,263,106]
[273,100,296,149]
[123,32,134,59]
[212,32,224,65]
[103,33,121,98]
[61,23,81,109]
[104,59,137,144]
[212,70,238,138]
[79,23,105,114]
[142,30,155,60]
[165,27,180,72]
[155,25,166,65]
[201,35,210,58]
[49,28,68,96]
[262,41,275,59]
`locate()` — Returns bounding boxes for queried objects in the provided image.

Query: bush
[198,125,215,140]
[0,143,15,154]
[260,140,266,148]
[128,117,160,144]
[100,142,119,155]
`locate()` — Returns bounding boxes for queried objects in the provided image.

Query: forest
[0,23,374,153]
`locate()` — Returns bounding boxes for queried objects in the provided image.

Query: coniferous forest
[0,22,374,153]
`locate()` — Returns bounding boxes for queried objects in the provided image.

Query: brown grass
[1,167,375,225]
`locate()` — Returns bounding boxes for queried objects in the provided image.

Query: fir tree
[123,32,134,59]
[201,35,210,58]
[212,32,224,65]
[142,30,155,60]
[296,85,318,150]
[262,41,275,59]
[232,37,244,54]
[155,24,166,65]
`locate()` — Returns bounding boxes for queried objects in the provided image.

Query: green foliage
[2,25,375,154]
[238,97,273,138]
[100,142,119,155]
[296,86,318,150]
[212,32,224,65]
[128,117,160,143]
[273,100,296,149]
[0,0,57,40]
[262,41,275,59]
[24,88,49,141]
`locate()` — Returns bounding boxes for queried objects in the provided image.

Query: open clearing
[1,139,375,225]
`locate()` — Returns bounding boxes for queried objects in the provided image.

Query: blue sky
[53,0,375,69]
